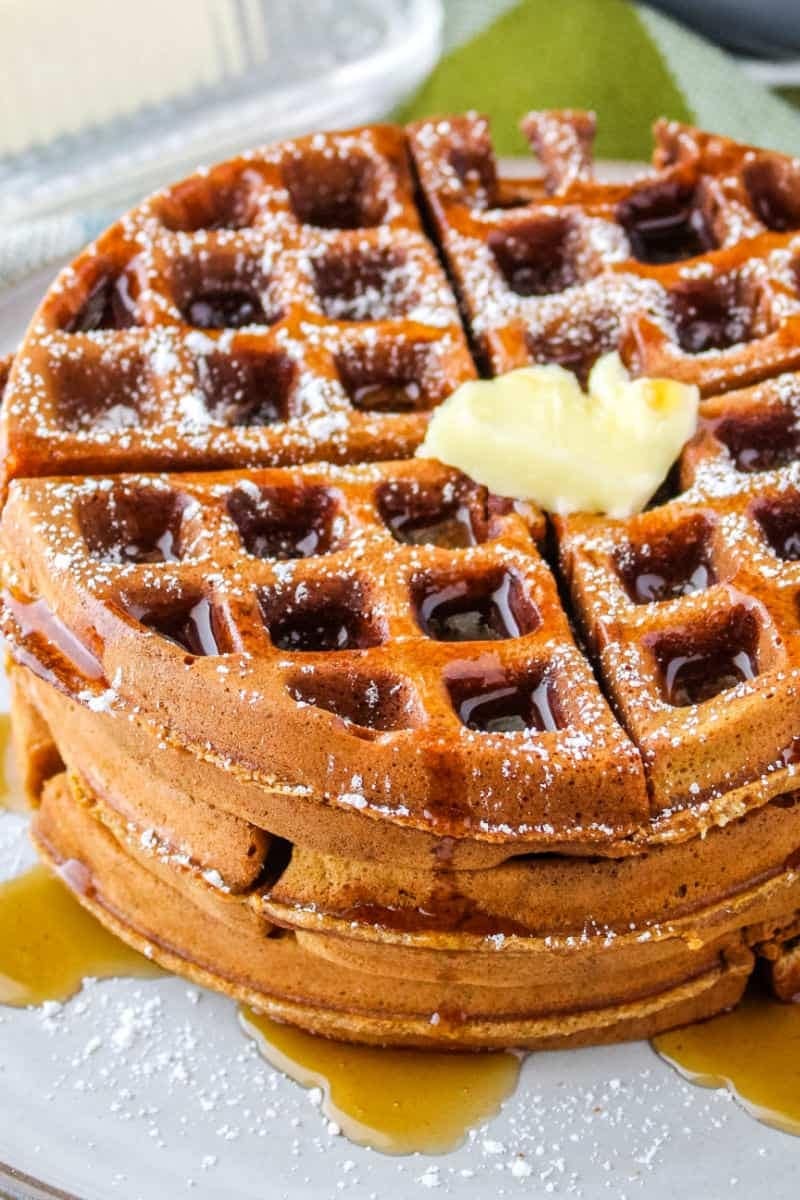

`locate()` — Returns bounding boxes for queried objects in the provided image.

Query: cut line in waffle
[559,368,800,822]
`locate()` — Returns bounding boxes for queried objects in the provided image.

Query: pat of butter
[418,353,699,518]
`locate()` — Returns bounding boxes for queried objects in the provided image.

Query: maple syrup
[286,671,417,733]
[616,515,715,605]
[415,571,538,643]
[240,1007,520,1154]
[616,179,713,264]
[0,863,160,1006]
[661,645,758,707]
[79,485,185,564]
[488,215,577,296]
[714,410,800,474]
[260,579,384,653]
[3,718,798,1150]
[137,595,225,657]
[631,563,712,604]
[68,273,137,332]
[753,496,800,561]
[446,663,562,734]
[3,591,104,680]
[2,837,799,1150]
[670,275,754,354]
[184,288,265,330]
[652,605,761,707]
[653,984,800,1136]
[378,480,483,549]
[227,483,340,560]
[388,503,477,548]
[197,348,293,427]
[351,379,423,413]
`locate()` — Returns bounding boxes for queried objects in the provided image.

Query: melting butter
[419,352,699,517]
[240,1007,520,1155]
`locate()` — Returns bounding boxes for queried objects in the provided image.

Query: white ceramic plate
[0,170,797,1200]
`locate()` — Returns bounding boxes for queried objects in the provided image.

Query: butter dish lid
[0,0,441,221]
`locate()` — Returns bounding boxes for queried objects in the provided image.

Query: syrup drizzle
[653,985,800,1136]
[184,289,265,329]
[416,572,539,644]
[2,592,104,679]
[662,646,757,707]
[240,1008,520,1155]
[456,677,560,733]
[631,562,712,605]
[388,502,477,548]
[0,857,518,1153]
[350,379,422,412]
[136,596,223,656]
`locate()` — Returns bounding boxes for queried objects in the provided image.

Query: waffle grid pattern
[561,374,800,817]
[3,112,800,847]
[6,113,800,1045]
[1,458,648,839]
[408,112,800,393]
[1,126,475,481]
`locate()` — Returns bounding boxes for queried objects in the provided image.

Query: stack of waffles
[2,111,800,1047]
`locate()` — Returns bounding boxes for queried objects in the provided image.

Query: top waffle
[4,112,800,863]
[5,112,800,484]
[0,125,475,485]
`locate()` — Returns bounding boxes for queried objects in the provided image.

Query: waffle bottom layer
[33,772,757,1049]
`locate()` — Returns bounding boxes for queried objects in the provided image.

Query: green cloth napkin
[398,0,800,159]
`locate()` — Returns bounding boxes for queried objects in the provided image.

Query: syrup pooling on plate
[240,1008,520,1154]
[653,986,800,1136]
[0,864,160,1006]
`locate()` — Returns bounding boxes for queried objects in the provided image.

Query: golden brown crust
[0,461,647,851]
[29,771,770,1048]
[12,674,800,1044]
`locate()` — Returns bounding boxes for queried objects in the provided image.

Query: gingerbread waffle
[0,125,474,485]
[3,112,800,1047]
[408,111,800,391]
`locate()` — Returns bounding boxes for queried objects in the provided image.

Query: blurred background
[0,0,799,295]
